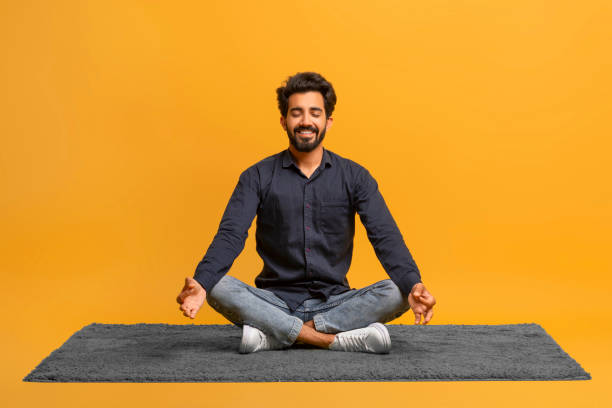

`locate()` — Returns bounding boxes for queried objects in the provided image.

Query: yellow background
[2,0,611,406]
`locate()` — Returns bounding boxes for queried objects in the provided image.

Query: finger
[177,288,193,302]
[419,294,435,307]
[422,290,436,304]
[177,286,188,302]
[420,298,433,308]
[177,287,197,304]
[414,312,422,324]
[424,308,434,324]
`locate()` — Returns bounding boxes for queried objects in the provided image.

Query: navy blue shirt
[193,146,422,313]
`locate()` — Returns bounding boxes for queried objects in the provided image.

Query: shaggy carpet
[23,323,591,382]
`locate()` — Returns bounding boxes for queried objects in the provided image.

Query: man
[176,72,436,354]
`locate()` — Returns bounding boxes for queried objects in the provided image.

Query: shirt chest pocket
[320,200,352,235]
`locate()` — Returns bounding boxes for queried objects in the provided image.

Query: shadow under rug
[23,323,591,382]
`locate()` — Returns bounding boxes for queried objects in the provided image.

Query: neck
[288,145,324,169]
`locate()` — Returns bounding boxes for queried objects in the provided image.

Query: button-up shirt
[193,146,422,313]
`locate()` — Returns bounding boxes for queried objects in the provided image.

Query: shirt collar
[282,147,333,169]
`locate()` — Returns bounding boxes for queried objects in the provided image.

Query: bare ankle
[297,323,336,349]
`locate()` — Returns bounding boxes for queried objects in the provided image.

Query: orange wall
[2,1,610,406]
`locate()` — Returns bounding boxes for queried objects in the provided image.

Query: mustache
[295,127,318,133]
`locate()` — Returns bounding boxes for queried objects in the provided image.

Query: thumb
[186,277,198,289]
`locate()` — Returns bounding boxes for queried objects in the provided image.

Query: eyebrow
[289,107,323,113]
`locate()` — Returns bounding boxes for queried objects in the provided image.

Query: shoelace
[337,330,370,351]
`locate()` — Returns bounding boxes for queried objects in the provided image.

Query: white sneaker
[239,324,289,354]
[328,322,391,354]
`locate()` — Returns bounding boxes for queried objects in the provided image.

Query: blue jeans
[206,275,412,347]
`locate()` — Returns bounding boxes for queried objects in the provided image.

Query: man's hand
[176,277,207,319]
[408,283,436,325]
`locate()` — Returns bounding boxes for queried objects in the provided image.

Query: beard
[287,122,327,152]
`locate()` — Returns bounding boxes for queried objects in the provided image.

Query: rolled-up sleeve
[193,166,260,294]
[353,166,422,297]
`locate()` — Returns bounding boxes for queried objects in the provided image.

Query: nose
[298,115,315,129]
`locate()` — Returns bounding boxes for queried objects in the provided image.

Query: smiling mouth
[296,130,316,137]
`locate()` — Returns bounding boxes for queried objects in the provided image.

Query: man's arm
[193,165,260,294]
[353,166,422,297]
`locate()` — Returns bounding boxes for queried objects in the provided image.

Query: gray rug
[23,323,591,382]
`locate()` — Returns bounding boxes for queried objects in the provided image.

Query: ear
[280,116,287,130]
[325,116,333,130]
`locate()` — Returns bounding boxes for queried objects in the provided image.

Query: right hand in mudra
[176,277,207,319]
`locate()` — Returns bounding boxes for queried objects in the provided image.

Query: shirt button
[306,204,310,208]
[306,248,310,252]
[306,226,310,230]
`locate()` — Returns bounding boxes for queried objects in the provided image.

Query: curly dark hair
[276,72,337,119]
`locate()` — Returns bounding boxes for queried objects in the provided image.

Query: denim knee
[206,275,242,308]
[373,279,411,322]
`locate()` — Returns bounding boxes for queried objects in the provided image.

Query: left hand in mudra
[408,283,436,325]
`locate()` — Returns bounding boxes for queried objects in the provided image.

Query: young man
[176,72,436,354]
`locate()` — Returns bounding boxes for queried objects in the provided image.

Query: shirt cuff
[193,271,225,295]
[393,272,422,297]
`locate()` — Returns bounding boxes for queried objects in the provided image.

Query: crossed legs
[296,320,336,348]
[207,275,410,350]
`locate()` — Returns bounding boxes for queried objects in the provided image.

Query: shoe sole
[369,322,391,353]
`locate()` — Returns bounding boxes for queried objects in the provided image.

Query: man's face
[281,91,333,153]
